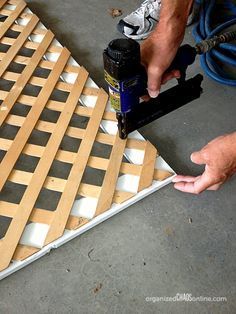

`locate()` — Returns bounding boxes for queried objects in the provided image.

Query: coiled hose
[193,0,236,86]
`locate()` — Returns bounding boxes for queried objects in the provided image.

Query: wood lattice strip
[3,167,138,202]
[0,138,143,175]
[3,112,148,150]
[13,245,39,261]
[0,86,108,113]
[1,36,63,53]
[95,133,127,216]
[138,141,157,191]
[0,201,54,224]
[0,50,84,76]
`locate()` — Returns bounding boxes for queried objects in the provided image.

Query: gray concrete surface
[0,0,236,313]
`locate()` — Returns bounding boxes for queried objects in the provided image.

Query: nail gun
[103,38,203,139]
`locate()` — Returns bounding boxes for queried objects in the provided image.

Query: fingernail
[190,152,197,161]
[148,90,159,98]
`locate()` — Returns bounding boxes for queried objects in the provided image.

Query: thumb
[191,151,206,165]
[147,68,162,98]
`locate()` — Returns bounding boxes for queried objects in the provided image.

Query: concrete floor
[0,0,236,313]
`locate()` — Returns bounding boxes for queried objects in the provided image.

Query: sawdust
[108,8,123,18]
[93,283,102,294]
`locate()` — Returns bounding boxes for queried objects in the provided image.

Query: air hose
[193,0,236,86]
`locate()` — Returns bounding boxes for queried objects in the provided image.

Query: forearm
[153,0,194,47]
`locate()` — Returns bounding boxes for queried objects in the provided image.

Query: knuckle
[147,63,165,75]
[218,173,227,182]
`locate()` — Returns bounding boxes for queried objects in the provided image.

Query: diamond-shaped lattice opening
[0,15,7,22]
[0,77,15,92]
[49,88,70,103]
[0,181,27,204]
[9,102,31,117]
[69,112,90,130]
[39,107,61,124]
[59,134,82,153]
[48,159,72,180]
[35,188,62,212]
[27,128,51,146]
[0,123,20,140]
[0,42,11,53]
[18,46,35,58]
[91,140,112,159]
[80,166,106,187]
[7,61,26,74]
[32,66,51,79]
[5,28,20,40]
[22,83,42,98]
[0,216,12,239]
[0,149,6,163]
[14,153,39,173]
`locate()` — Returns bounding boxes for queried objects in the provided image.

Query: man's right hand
[140,0,193,98]
[141,32,181,98]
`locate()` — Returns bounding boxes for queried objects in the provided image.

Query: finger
[147,68,162,98]
[172,175,200,183]
[191,151,206,165]
[174,181,197,193]
[161,70,181,84]
[174,171,214,194]
[140,94,150,102]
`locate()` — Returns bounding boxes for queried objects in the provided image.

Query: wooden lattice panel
[0,0,174,278]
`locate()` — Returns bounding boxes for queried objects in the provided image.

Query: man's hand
[141,33,181,98]
[140,0,193,98]
[172,132,236,194]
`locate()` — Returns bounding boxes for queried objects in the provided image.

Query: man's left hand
[172,132,236,194]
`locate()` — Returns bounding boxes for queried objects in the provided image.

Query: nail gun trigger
[177,71,186,85]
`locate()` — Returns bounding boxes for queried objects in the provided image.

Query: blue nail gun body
[103,38,203,139]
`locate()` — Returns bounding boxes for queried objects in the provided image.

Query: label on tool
[104,70,119,90]
[104,70,142,112]
[104,70,121,111]
[108,87,121,111]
